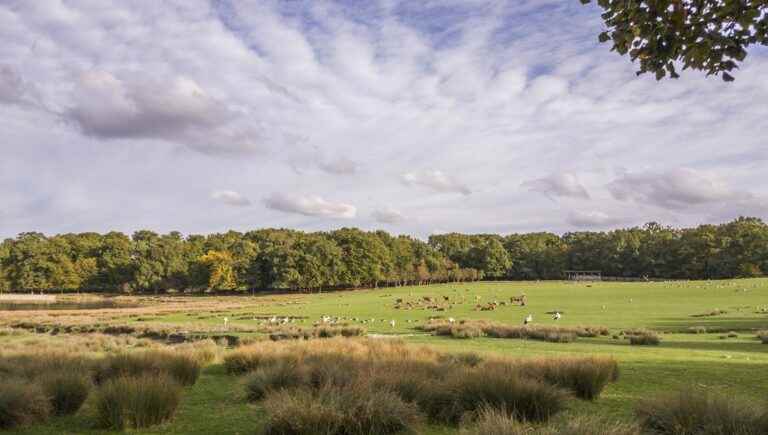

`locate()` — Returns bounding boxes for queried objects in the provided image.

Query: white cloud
[211,190,251,207]
[402,170,471,195]
[0,1,766,237]
[522,173,590,199]
[264,193,357,218]
[319,157,357,175]
[566,210,624,228]
[372,207,406,224]
[608,168,748,210]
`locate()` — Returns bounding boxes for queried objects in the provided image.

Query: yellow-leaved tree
[198,250,237,291]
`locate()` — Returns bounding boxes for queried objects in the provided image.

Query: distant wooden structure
[564,270,602,281]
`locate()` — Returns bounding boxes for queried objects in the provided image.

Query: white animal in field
[270,316,278,324]
[553,312,561,321]
[223,317,229,329]
[448,317,456,324]
[524,314,533,325]
[389,319,396,328]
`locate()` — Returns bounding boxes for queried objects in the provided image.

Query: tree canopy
[0,217,766,293]
[581,0,768,81]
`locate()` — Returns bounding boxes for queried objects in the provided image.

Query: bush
[636,387,768,435]
[39,373,90,415]
[245,362,305,401]
[94,375,182,430]
[95,351,200,386]
[0,379,51,430]
[262,385,421,435]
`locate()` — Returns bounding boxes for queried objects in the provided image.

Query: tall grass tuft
[262,384,421,435]
[460,409,641,435]
[95,350,200,386]
[0,379,51,430]
[636,387,768,435]
[39,373,91,415]
[94,375,182,430]
[417,366,568,425]
[513,357,619,400]
[626,329,661,345]
[245,362,305,401]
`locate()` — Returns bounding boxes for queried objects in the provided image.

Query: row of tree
[0,217,766,293]
[0,228,480,293]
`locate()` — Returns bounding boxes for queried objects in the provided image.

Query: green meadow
[5,278,768,434]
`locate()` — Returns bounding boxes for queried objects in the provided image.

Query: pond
[0,301,140,311]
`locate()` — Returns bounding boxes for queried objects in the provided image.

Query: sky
[1,0,767,240]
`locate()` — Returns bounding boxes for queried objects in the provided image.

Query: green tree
[581,0,768,81]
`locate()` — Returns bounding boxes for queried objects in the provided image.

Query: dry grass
[624,329,661,346]
[39,373,91,415]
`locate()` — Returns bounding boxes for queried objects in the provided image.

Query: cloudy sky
[1,0,767,239]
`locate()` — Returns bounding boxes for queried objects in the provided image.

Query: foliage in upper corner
[580,0,768,81]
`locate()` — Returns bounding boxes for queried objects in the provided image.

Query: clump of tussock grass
[460,409,641,435]
[94,375,181,430]
[419,320,608,343]
[94,350,201,386]
[416,366,568,425]
[756,331,768,344]
[173,339,219,365]
[262,384,421,435]
[625,329,661,346]
[688,326,707,334]
[437,352,484,367]
[0,379,51,430]
[510,356,619,400]
[636,387,768,435]
[245,361,305,401]
[691,309,728,318]
[266,325,366,341]
[231,338,612,427]
[39,373,91,415]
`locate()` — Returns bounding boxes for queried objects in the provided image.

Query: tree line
[0,217,766,293]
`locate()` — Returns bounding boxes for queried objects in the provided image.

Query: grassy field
[3,278,768,434]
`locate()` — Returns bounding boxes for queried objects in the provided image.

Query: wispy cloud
[0,1,766,237]
[264,193,357,218]
[211,190,251,207]
[402,170,471,195]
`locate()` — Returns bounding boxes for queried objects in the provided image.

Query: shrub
[262,385,421,435]
[0,379,51,430]
[39,373,90,415]
[636,387,768,435]
[245,362,305,401]
[95,351,200,385]
[94,375,182,430]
